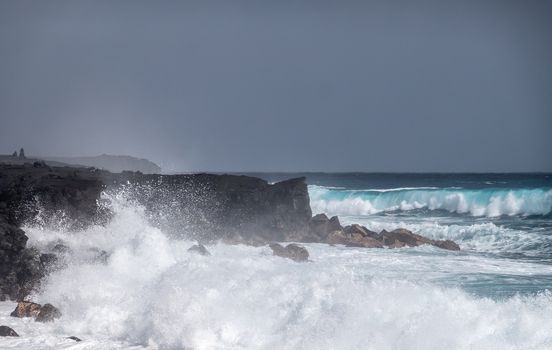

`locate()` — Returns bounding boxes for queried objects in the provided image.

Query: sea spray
[6,191,550,349]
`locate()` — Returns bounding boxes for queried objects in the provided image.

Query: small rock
[269,243,286,255]
[309,214,344,239]
[35,303,62,322]
[0,325,18,337]
[344,224,378,238]
[328,216,342,231]
[433,239,461,251]
[67,336,82,342]
[379,229,431,247]
[327,230,384,248]
[10,301,42,318]
[188,244,210,256]
[269,243,309,262]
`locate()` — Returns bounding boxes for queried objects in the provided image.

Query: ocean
[1,173,551,349]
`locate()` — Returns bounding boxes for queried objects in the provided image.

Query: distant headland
[0,148,161,174]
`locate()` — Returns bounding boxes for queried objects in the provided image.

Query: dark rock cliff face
[100,172,312,243]
[0,164,108,300]
[0,164,312,240]
[0,164,107,229]
[0,164,313,299]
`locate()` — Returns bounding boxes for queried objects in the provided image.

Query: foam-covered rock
[35,303,62,322]
[10,301,61,322]
[269,243,309,262]
[10,301,42,318]
[188,244,210,256]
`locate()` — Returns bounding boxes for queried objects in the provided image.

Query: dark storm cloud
[0,0,551,172]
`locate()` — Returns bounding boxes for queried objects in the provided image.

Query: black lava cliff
[0,163,458,300]
[0,163,312,299]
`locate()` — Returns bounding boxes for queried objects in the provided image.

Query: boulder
[269,243,286,256]
[327,230,384,248]
[379,229,431,248]
[10,301,42,318]
[309,214,343,239]
[324,226,460,251]
[10,301,61,322]
[269,243,309,262]
[433,239,461,251]
[35,303,62,322]
[0,325,18,337]
[378,229,460,251]
[188,244,210,256]
[344,224,378,238]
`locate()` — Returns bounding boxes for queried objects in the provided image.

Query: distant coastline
[0,152,161,174]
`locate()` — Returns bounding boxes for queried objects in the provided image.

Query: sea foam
[2,193,548,350]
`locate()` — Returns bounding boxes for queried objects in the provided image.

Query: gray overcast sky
[0,0,551,172]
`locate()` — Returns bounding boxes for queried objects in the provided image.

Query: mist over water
[1,173,552,349]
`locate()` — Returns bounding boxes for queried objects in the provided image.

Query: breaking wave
[309,185,552,217]
[9,192,552,350]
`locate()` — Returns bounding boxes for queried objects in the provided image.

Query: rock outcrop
[10,301,42,318]
[10,301,61,322]
[327,229,384,248]
[0,164,314,298]
[103,172,312,243]
[0,219,45,300]
[308,213,342,241]
[0,164,108,299]
[307,214,460,251]
[0,325,19,337]
[35,303,62,322]
[269,243,309,262]
[0,164,107,229]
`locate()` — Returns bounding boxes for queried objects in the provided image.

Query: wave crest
[309,186,552,217]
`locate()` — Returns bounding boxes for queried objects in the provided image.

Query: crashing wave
[309,185,552,217]
[11,192,552,349]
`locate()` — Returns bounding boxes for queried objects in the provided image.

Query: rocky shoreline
[0,163,459,303]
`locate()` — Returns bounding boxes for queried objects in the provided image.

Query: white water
[309,185,552,217]
[2,195,552,349]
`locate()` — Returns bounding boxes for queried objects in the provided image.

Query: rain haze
[0,0,551,172]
